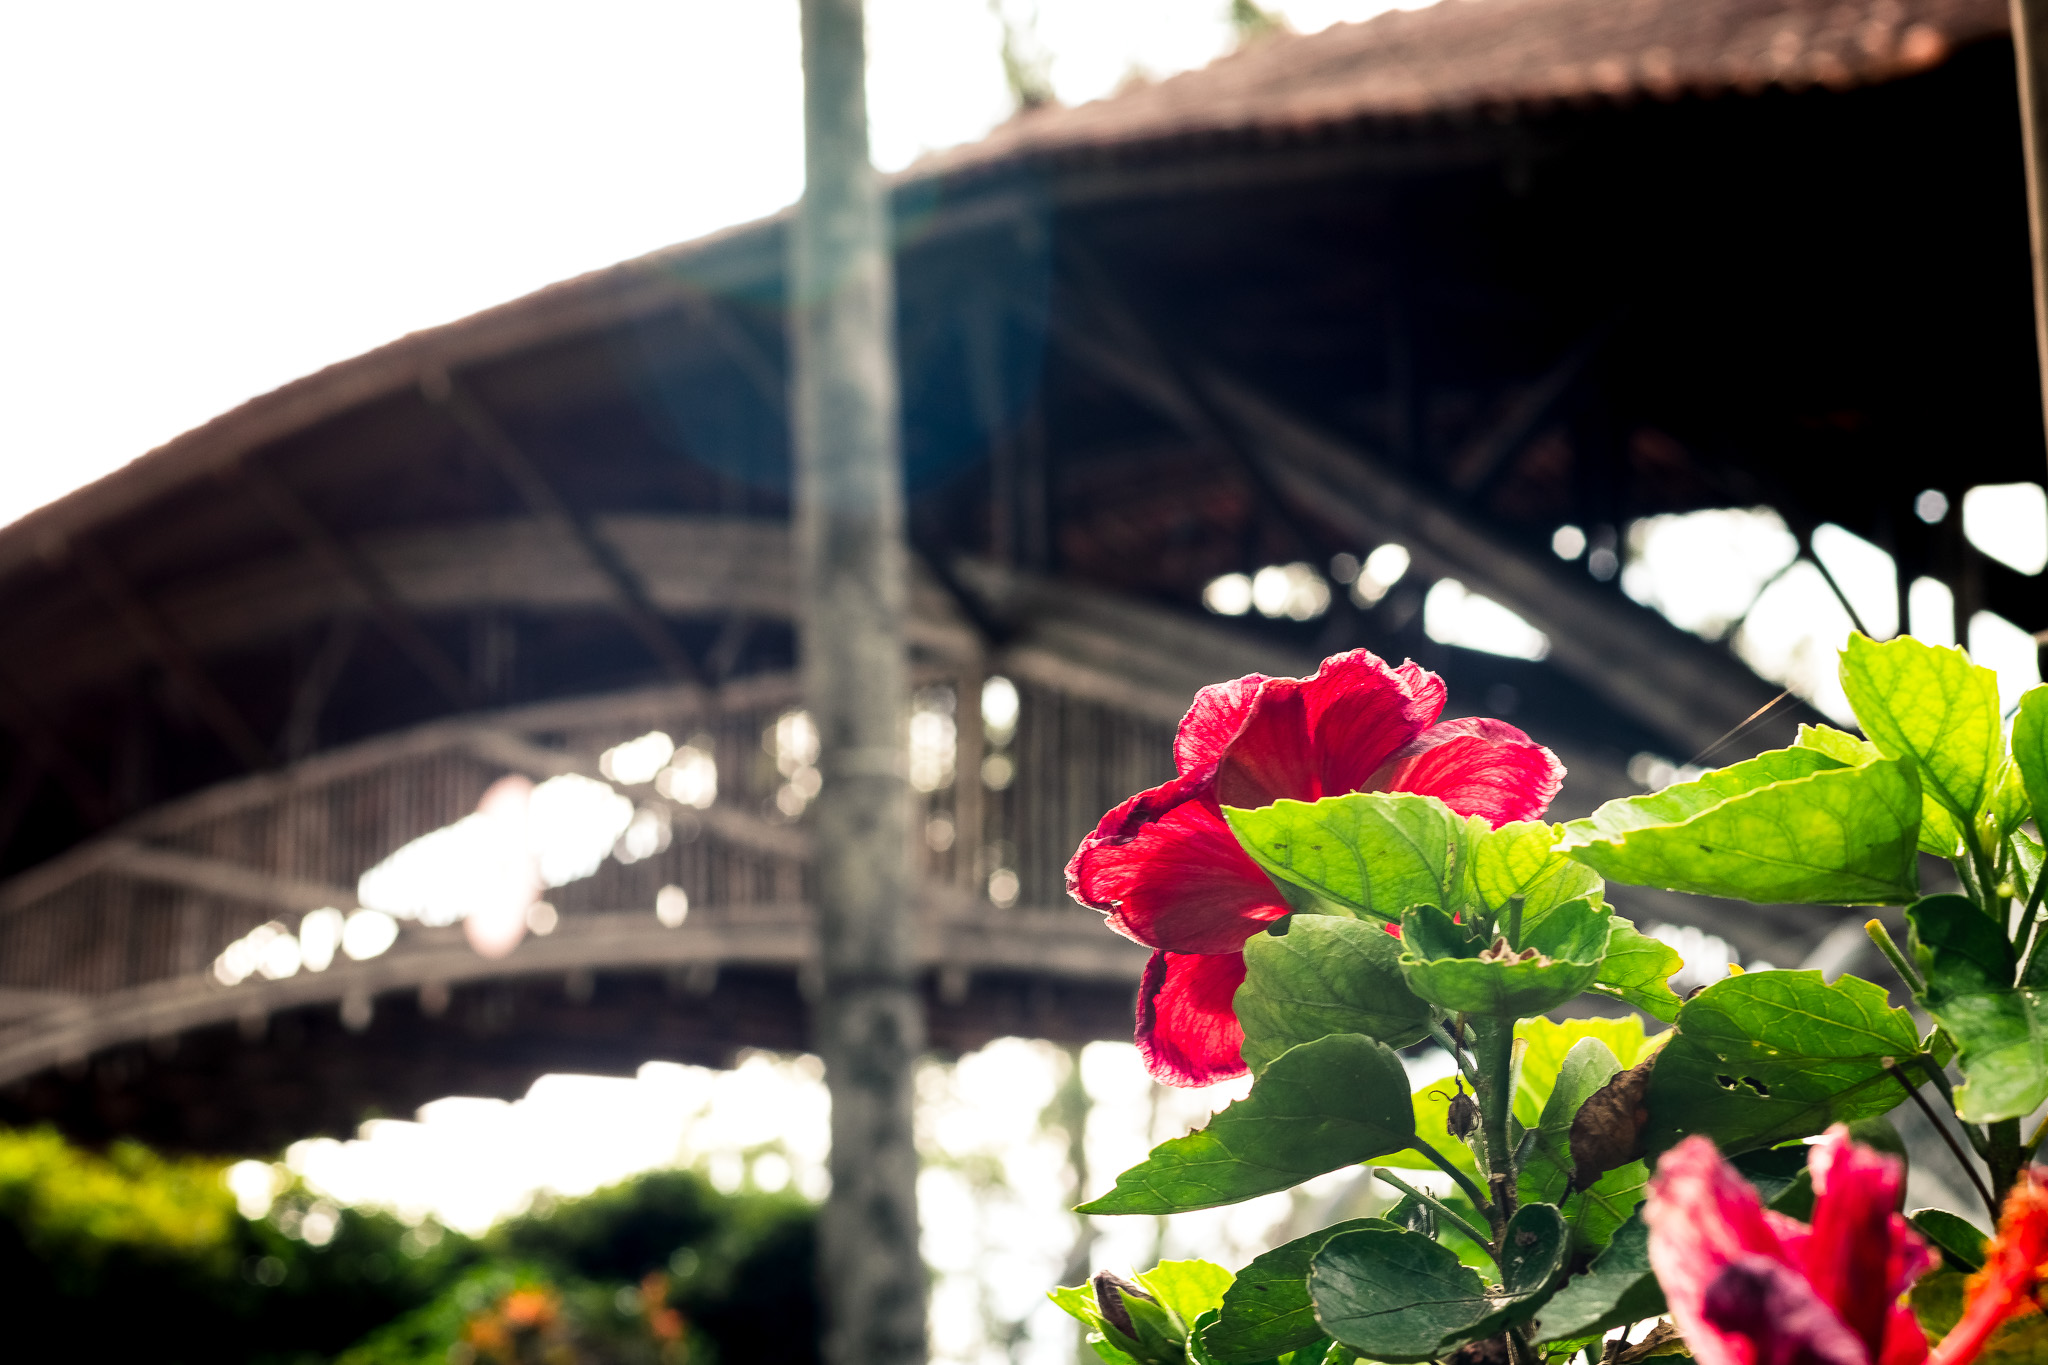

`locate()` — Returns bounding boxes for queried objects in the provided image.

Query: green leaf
[1186,1309,1228,1365]
[1913,1270,2048,1363]
[1048,1284,1146,1365]
[1570,744,1844,835]
[2017,831,2046,946]
[1909,893,2048,1122]
[1841,632,2006,827]
[1080,1035,1416,1215]
[1225,793,1477,924]
[1531,1047,1622,1195]
[1138,1260,1237,1332]
[1530,1213,1665,1343]
[1398,898,1611,1017]
[1909,894,2015,996]
[1796,722,1880,767]
[1237,917,1432,1072]
[1558,1162,1649,1260]
[1800,722,1965,856]
[1588,917,1684,1021]
[1205,1220,1388,1362]
[1472,821,1604,924]
[2016,686,2048,831]
[1558,749,1921,905]
[1732,1146,1814,1210]
[1309,1206,1568,1362]
[1645,970,1923,1156]
[1992,761,2032,836]
[1520,1037,1623,1175]
[1513,1016,1658,1127]
[1919,988,2048,1122]
[1516,1037,1648,1253]
[1910,1209,1988,1273]
[1192,1310,1306,1365]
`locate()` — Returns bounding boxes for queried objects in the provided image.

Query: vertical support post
[2014,0,2048,470]
[791,4,926,1365]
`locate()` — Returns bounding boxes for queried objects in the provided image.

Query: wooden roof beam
[1036,279,1802,754]
[63,539,272,771]
[420,369,702,684]
[1444,317,1615,495]
[1197,373,1809,757]
[0,673,111,826]
[1051,241,1326,562]
[679,289,786,414]
[229,461,477,709]
[102,840,358,913]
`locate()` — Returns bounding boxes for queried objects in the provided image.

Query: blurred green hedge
[0,1127,818,1364]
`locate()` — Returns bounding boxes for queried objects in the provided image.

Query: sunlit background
[4,3,2047,1363]
[1203,488,2046,735]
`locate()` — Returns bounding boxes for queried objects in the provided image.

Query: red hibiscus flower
[1930,1168,2048,1365]
[1065,649,1563,1087]
[1646,1128,1936,1365]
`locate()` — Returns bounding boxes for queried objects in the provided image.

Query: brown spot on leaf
[1445,1339,1511,1365]
[1568,1054,1655,1192]
[1477,936,1542,964]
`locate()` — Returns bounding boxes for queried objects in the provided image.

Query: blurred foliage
[0,1126,818,1365]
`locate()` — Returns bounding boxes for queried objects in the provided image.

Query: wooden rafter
[0,672,111,825]
[101,840,358,913]
[420,369,701,683]
[1199,375,1810,757]
[65,539,271,771]
[231,461,476,708]
[1444,317,1616,495]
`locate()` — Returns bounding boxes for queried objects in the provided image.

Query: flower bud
[1088,1271,1185,1364]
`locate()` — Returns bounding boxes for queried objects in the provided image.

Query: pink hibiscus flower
[1065,649,1563,1087]
[1645,1128,1936,1365]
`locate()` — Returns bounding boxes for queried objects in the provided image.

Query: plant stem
[1428,1019,1480,1086]
[1987,1118,2025,1207]
[1506,896,1524,951]
[1416,1140,1496,1217]
[1885,1061,2000,1221]
[2017,863,2048,986]
[1472,1016,1518,1231]
[1912,1053,1990,1158]
[1865,919,1925,993]
[1954,845,1987,910]
[1371,1168,1494,1253]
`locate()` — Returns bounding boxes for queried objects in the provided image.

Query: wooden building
[0,0,2037,1150]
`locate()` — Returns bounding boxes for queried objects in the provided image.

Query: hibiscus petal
[1804,1126,1931,1359]
[1216,683,1320,809]
[1697,1256,1872,1365]
[1648,1137,1805,1364]
[1066,768,1289,954]
[1135,950,1249,1087]
[1174,673,1269,776]
[1372,718,1564,828]
[1212,651,1449,809]
[1304,651,1447,796]
[1930,1168,2048,1365]
[1880,1303,1930,1365]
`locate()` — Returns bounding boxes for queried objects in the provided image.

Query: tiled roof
[923,0,2008,174]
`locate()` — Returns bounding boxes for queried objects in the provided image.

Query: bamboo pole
[789,2,927,1364]
[2013,0,2048,468]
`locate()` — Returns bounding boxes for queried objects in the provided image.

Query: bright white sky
[0,0,1411,530]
